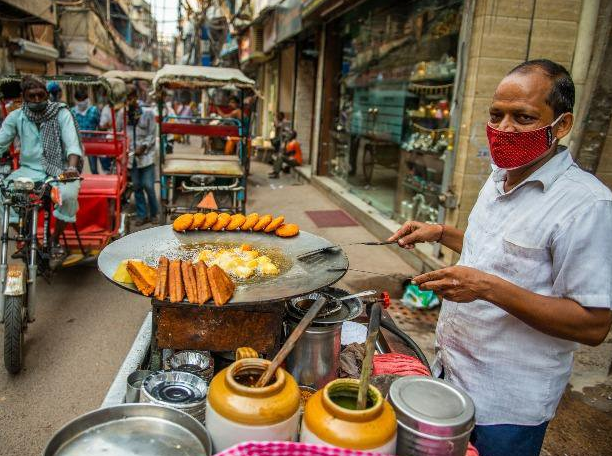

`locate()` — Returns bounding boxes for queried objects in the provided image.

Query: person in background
[271,112,290,154]
[71,87,101,174]
[269,130,302,179]
[126,85,158,226]
[222,96,244,155]
[47,81,62,102]
[0,75,82,263]
[97,92,117,173]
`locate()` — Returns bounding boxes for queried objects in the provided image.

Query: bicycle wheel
[3,294,25,374]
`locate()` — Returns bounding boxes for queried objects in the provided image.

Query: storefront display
[328,0,462,221]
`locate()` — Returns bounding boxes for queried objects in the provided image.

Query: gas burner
[287,287,363,326]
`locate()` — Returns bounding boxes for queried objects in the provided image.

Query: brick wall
[293,56,316,163]
[448,0,583,234]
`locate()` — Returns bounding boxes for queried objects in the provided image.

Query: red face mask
[486,116,562,169]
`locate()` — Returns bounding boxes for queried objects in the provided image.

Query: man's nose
[498,115,516,132]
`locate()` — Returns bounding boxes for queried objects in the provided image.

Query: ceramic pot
[300,378,397,454]
[205,355,301,452]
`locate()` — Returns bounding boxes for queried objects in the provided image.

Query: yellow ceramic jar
[205,356,301,452]
[301,378,397,454]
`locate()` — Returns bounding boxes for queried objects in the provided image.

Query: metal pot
[140,370,208,424]
[43,403,212,456]
[389,376,475,456]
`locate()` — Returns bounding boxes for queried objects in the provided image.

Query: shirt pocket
[500,234,550,281]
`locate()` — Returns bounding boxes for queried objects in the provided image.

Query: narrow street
[1,158,611,455]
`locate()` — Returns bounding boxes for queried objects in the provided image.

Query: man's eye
[489,113,501,123]
[517,114,535,123]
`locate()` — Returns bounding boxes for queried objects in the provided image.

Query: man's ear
[555,112,574,140]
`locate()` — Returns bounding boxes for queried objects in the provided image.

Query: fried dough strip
[194,262,212,305]
[154,257,169,301]
[207,265,235,306]
[181,260,198,304]
[169,260,184,303]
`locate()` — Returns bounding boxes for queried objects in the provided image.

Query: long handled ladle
[255,296,328,388]
[356,302,382,409]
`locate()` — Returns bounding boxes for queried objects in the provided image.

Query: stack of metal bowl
[141,371,208,423]
[168,350,214,384]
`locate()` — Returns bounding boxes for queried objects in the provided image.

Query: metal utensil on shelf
[298,240,396,261]
[256,296,327,387]
[126,369,151,403]
[356,303,381,409]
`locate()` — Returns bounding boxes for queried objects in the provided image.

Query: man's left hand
[413,266,491,303]
[62,168,80,179]
[135,145,147,156]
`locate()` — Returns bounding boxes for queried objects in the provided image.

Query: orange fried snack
[226,214,246,231]
[173,214,194,232]
[212,212,232,231]
[195,262,212,305]
[207,265,235,306]
[241,213,259,231]
[264,216,285,233]
[275,223,300,238]
[202,212,218,230]
[253,214,273,232]
[181,260,198,304]
[168,260,185,303]
[191,213,206,230]
[127,260,157,296]
[154,257,170,300]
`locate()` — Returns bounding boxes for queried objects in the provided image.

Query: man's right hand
[388,221,443,250]
[135,145,147,156]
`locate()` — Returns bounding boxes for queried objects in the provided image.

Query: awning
[102,70,155,83]
[10,39,58,63]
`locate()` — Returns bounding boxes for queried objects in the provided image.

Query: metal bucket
[285,321,341,389]
[141,371,208,424]
[389,376,475,456]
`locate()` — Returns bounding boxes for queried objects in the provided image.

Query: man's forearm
[481,274,612,346]
[440,225,464,253]
[67,154,80,168]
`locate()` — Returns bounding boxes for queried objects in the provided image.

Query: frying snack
[275,223,300,238]
[168,260,185,303]
[173,214,194,232]
[264,216,285,233]
[202,212,218,230]
[241,213,259,231]
[212,212,232,231]
[195,262,212,305]
[191,213,206,230]
[113,259,133,284]
[207,265,235,306]
[226,213,246,231]
[154,257,169,301]
[181,260,198,304]
[253,214,273,232]
[126,260,157,296]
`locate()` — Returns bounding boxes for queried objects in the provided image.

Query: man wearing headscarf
[0,75,83,261]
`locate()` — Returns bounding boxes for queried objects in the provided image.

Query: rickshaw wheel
[4,294,25,374]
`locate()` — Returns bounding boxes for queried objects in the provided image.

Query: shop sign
[276,0,302,44]
[263,12,277,53]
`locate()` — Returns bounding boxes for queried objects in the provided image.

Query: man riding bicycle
[0,75,83,262]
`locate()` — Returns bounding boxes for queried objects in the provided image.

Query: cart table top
[162,158,243,177]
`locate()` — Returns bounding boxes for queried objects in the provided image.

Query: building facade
[240,0,612,272]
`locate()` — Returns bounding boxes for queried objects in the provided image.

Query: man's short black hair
[74,86,89,101]
[508,59,575,117]
[289,130,297,140]
[229,95,239,104]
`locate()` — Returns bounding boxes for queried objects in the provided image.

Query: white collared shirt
[433,147,612,425]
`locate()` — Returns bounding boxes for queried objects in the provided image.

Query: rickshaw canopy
[152,64,255,91]
[0,74,126,105]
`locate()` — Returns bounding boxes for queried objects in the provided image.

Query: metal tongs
[297,240,396,261]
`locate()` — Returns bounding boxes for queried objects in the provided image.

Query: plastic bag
[401,283,440,309]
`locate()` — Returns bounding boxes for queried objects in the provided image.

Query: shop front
[324,0,462,225]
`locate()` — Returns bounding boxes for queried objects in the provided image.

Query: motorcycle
[0,174,80,374]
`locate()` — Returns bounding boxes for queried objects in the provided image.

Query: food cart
[153,65,254,221]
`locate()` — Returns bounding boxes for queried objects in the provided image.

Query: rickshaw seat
[79,174,120,197]
[162,158,243,177]
[80,131,126,157]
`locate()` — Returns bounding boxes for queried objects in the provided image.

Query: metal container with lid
[285,287,362,389]
[389,376,475,456]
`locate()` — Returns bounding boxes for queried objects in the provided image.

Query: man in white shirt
[390,59,612,456]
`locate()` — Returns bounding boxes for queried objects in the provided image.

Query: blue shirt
[71,105,100,134]
[0,108,83,180]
